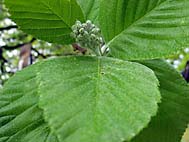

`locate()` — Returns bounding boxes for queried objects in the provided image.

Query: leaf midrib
[93,57,101,131]
[40,1,71,29]
[107,0,168,46]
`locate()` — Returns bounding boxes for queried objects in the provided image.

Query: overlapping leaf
[0,56,160,142]
[99,0,189,60]
[130,60,189,142]
[5,0,85,44]
[0,65,58,142]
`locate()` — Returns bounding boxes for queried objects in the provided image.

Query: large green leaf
[5,0,85,44]
[38,56,160,142]
[0,65,58,142]
[0,56,161,142]
[99,0,189,60]
[130,60,189,142]
[77,0,99,24]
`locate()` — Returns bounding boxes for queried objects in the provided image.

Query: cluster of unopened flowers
[71,20,105,55]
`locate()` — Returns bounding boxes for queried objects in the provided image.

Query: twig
[1,38,36,50]
[0,48,7,73]
[0,25,18,31]
[32,47,77,59]
[31,47,47,58]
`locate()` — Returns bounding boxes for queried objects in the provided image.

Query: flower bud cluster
[71,20,104,51]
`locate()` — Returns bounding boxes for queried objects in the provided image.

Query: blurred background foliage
[0,0,189,141]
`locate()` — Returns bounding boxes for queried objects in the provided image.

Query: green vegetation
[0,0,189,142]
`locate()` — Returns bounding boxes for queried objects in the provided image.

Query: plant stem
[98,46,103,56]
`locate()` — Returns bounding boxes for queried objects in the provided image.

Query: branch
[1,38,36,50]
[31,47,47,58]
[31,47,77,59]
[0,48,7,73]
[0,25,18,31]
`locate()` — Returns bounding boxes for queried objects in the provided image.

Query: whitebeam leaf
[0,66,58,142]
[38,56,160,142]
[5,0,85,44]
[77,0,99,24]
[130,60,189,142]
[0,56,160,142]
[99,0,189,60]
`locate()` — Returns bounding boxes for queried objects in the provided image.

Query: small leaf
[38,56,160,142]
[99,0,189,60]
[130,60,189,142]
[5,0,85,44]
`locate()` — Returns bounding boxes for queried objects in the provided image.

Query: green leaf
[38,56,160,142]
[77,0,99,24]
[130,60,189,142]
[0,66,58,142]
[99,0,189,60]
[0,56,160,142]
[5,0,85,44]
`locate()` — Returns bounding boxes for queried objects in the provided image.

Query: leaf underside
[5,0,85,44]
[99,0,189,60]
[130,60,189,142]
[0,56,160,142]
